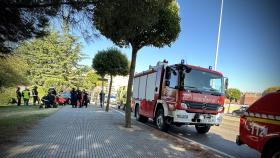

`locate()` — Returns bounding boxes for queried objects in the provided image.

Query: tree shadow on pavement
[0,106,221,158]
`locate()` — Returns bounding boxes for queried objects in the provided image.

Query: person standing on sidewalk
[22,87,30,106]
[32,86,39,105]
[77,88,82,108]
[16,87,22,106]
[70,88,77,108]
[82,89,89,108]
[99,91,105,108]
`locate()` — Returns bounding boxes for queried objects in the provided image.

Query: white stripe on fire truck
[244,112,280,125]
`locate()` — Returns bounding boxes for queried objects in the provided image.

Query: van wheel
[135,106,148,123]
[195,124,211,134]
[262,145,280,158]
[155,109,169,132]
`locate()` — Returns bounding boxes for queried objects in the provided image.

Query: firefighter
[22,87,30,106]
[32,86,39,105]
[16,87,21,106]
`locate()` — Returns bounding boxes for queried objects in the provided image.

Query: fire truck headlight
[181,103,189,109]
[217,106,224,112]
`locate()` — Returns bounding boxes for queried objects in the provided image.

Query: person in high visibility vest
[22,87,30,106]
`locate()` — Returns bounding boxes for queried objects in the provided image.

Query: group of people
[41,87,57,108]
[16,86,39,106]
[70,88,89,108]
[16,86,90,108]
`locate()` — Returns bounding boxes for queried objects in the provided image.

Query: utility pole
[214,0,224,71]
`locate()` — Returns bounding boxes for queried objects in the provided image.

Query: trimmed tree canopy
[93,0,180,50]
[92,48,129,77]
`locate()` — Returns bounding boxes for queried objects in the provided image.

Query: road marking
[168,132,236,158]
[112,108,237,158]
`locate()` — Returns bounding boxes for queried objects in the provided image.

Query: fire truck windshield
[183,69,224,94]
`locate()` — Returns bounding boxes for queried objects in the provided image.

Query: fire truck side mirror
[225,78,228,90]
[185,67,192,73]
[165,67,171,79]
[165,80,170,87]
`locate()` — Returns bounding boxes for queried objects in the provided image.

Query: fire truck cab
[132,60,227,133]
[236,91,280,158]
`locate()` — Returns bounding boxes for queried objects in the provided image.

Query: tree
[263,86,280,96]
[92,48,129,112]
[225,88,241,113]
[0,55,28,90]
[82,70,100,90]
[93,0,180,127]
[15,30,85,89]
[0,1,97,55]
[0,1,58,54]
[117,86,127,108]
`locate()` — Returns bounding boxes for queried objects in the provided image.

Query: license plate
[201,114,214,123]
[203,114,212,119]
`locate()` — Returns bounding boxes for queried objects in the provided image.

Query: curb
[111,106,236,158]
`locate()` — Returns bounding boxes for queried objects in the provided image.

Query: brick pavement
[1,105,209,158]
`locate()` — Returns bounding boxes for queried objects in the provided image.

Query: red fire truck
[132,60,228,133]
[236,91,280,158]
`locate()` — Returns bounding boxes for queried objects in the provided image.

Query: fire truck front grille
[185,102,221,111]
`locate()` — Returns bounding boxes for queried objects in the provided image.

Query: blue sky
[72,0,280,93]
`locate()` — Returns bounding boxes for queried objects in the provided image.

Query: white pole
[214,0,224,71]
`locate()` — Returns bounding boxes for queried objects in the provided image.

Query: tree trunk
[101,75,104,108]
[106,75,113,112]
[125,47,138,128]
[227,101,231,113]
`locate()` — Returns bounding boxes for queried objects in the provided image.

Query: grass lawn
[0,105,59,149]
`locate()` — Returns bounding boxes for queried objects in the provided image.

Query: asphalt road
[166,115,260,158]
[112,106,260,158]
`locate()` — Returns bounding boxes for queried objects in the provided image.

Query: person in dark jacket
[48,87,57,96]
[77,88,82,108]
[16,87,21,106]
[70,88,77,108]
[32,86,39,105]
[99,91,105,108]
[82,89,89,108]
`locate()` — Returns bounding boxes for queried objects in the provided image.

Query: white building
[108,75,129,96]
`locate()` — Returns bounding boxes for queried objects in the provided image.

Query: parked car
[104,95,117,104]
[232,106,248,116]
[56,92,71,105]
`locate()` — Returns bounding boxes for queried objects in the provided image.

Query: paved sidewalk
[1,105,216,158]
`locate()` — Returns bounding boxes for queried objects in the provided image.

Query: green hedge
[0,87,16,105]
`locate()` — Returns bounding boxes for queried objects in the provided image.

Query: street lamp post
[214,0,224,71]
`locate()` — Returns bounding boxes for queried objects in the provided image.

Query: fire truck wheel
[135,106,148,123]
[195,124,211,134]
[155,109,169,132]
[262,145,280,158]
